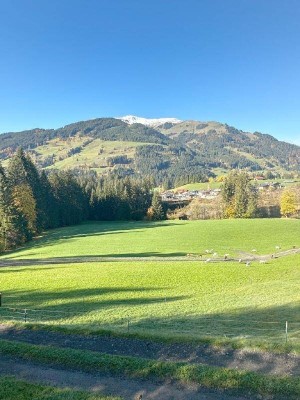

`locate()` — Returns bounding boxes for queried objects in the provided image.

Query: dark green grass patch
[0,376,121,400]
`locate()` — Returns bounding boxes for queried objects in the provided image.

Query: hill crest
[0,117,299,185]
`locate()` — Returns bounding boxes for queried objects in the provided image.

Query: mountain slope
[155,120,300,171]
[0,116,299,184]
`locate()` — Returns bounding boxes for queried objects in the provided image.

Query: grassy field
[2,219,300,260]
[0,220,299,346]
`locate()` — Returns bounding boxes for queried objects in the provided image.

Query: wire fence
[0,305,299,345]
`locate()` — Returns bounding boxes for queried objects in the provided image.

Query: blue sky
[0,0,300,144]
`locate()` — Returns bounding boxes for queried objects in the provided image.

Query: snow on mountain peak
[117,115,182,127]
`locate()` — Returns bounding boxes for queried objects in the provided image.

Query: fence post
[285,321,288,343]
[0,293,2,307]
[24,309,27,323]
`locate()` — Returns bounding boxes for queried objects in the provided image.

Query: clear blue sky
[1,0,300,144]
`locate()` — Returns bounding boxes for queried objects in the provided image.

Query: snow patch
[117,115,182,127]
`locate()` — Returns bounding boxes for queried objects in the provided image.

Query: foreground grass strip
[0,376,121,400]
[7,321,300,355]
[0,340,299,399]
[21,322,300,355]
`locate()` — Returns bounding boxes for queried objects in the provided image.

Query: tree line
[0,149,164,252]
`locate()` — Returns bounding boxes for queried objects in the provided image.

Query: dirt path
[0,248,299,267]
[0,325,299,377]
[0,354,252,400]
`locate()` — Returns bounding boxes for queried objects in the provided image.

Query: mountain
[0,116,299,186]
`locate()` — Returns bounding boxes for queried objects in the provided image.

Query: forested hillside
[0,117,299,187]
[0,149,157,252]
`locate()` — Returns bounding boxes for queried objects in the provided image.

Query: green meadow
[0,220,299,346]
[2,219,300,259]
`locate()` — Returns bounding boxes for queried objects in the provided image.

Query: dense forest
[0,149,163,252]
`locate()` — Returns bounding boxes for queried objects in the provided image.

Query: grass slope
[34,137,148,173]
[2,219,300,259]
[0,220,299,346]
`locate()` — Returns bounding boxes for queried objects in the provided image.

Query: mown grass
[0,340,299,399]
[0,376,121,400]
[0,255,299,346]
[2,219,300,259]
[0,220,299,346]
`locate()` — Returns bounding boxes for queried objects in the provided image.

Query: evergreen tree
[12,183,37,236]
[39,171,59,229]
[148,191,165,220]
[7,148,48,232]
[222,171,258,218]
[49,171,89,226]
[0,164,28,250]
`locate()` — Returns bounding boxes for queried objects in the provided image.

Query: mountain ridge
[0,116,299,185]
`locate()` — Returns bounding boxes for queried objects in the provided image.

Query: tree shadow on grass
[1,221,186,259]
[128,302,300,344]
[0,266,61,273]
[123,303,300,376]
[0,287,190,321]
[0,252,190,268]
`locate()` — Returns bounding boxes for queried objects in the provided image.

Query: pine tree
[148,191,165,221]
[12,183,37,236]
[222,171,258,218]
[7,148,48,232]
[39,171,59,229]
[48,171,88,226]
[0,164,28,250]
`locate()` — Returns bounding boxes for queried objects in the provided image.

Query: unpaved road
[0,355,252,400]
[0,325,299,377]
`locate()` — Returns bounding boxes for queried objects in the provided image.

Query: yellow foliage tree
[280,189,296,217]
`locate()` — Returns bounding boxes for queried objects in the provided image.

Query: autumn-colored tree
[280,189,296,217]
